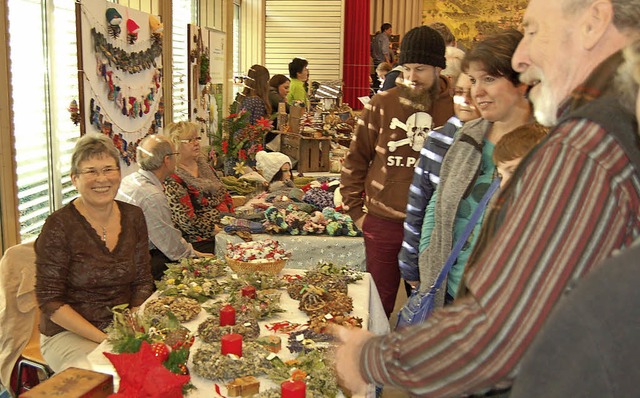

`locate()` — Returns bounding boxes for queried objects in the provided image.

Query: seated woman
[165,121,234,253]
[239,64,271,125]
[269,74,290,126]
[35,134,154,372]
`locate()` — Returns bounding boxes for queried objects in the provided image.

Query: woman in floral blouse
[165,122,234,253]
[238,64,271,125]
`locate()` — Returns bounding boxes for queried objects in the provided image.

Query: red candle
[221,333,243,357]
[241,285,257,299]
[220,304,236,326]
[281,380,305,398]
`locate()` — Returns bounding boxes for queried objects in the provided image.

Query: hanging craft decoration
[149,15,163,45]
[91,28,162,73]
[127,18,140,44]
[105,8,122,39]
[68,99,81,125]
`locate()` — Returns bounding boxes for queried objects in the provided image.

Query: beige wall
[370,0,423,37]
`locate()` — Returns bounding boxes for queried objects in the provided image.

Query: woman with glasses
[164,122,234,254]
[35,134,154,372]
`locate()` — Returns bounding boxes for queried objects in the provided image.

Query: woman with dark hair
[405,29,533,307]
[239,64,271,125]
[36,134,153,371]
[287,57,309,107]
[268,74,291,130]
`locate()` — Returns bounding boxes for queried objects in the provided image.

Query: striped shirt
[399,117,461,282]
[361,116,640,396]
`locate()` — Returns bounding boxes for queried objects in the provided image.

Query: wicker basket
[225,255,287,275]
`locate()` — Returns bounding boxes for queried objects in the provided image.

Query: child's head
[256,151,293,183]
[493,123,548,188]
[376,62,393,83]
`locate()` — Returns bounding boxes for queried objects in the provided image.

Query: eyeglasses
[454,89,472,97]
[78,166,120,178]
[178,137,202,144]
[167,152,180,156]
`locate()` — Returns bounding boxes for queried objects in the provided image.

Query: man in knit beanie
[340,25,454,318]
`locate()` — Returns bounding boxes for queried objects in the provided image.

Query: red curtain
[342,0,371,110]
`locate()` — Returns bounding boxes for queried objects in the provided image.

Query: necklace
[78,199,113,242]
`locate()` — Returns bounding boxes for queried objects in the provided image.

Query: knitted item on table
[302,187,335,210]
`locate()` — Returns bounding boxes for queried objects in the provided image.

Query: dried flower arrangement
[197,315,261,343]
[204,290,284,320]
[154,257,227,302]
[265,349,341,397]
[191,341,274,381]
[144,296,202,322]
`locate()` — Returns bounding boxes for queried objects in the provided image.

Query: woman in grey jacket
[411,30,533,307]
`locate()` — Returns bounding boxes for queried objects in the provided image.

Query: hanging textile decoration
[106,8,123,39]
[92,28,162,73]
[68,99,81,125]
[127,19,140,44]
[149,15,163,45]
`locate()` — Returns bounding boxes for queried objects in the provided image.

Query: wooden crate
[20,367,113,398]
[281,134,331,172]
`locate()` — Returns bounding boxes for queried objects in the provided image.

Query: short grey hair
[137,135,174,171]
[71,133,120,176]
[562,0,640,33]
[615,39,640,117]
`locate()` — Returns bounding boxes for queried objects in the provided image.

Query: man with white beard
[331,0,640,396]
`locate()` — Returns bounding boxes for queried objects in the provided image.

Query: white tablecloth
[215,232,367,271]
[86,269,388,397]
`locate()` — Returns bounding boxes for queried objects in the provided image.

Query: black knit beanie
[399,25,446,69]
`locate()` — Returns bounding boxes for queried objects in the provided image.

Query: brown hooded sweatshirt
[340,76,454,224]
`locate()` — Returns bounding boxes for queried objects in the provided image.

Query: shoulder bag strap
[428,177,501,293]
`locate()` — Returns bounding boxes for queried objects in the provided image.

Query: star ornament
[233,160,246,176]
[104,341,190,398]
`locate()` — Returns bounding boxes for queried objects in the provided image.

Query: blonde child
[493,123,548,188]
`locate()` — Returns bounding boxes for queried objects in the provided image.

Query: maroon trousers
[363,213,404,318]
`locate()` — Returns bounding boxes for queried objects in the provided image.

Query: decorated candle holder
[220,304,236,326]
[221,333,243,357]
[281,379,306,398]
[241,285,257,299]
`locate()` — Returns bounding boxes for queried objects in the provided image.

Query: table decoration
[241,285,257,299]
[225,239,291,275]
[265,349,339,397]
[221,333,243,356]
[226,376,261,397]
[191,342,273,381]
[204,290,284,320]
[144,296,202,322]
[286,329,334,354]
[155,257,226,302]
[198,316,261,343]
[221,271,287,292]
[280,380,305,398]
[220,304,236,326]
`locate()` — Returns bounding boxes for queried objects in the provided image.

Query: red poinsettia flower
[104,341,190,398]
[255,117,273,130]
[238,149,247,160]
[221,141,229,154]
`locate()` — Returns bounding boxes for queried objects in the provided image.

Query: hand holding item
[328,324,374,396]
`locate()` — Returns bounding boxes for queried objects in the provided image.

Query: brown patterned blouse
[35,200,154,336]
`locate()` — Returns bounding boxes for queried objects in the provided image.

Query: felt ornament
[104,341,190,398]
[106,8,122,39]
[68,100,80,126]
[149,15,163,45]
[126,19,140,44]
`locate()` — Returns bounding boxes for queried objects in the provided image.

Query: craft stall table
[215,232,366,271]
[85,269,388,397]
